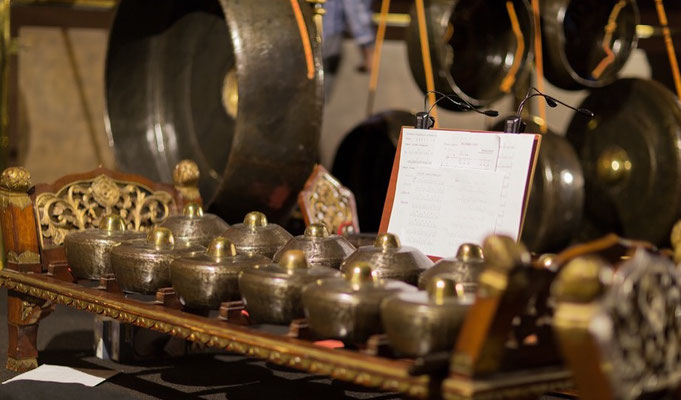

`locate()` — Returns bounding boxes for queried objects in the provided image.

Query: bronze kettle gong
[64,214,146,280]
[159,203,229,246]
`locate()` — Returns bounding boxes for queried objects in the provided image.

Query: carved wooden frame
[0,161,198,372]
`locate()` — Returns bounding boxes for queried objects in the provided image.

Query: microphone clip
[416,112,435,129]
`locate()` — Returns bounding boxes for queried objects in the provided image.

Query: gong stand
[552,239,681,400]
[441,237,572,400]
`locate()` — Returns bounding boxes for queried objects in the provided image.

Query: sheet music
[386,128,537,258]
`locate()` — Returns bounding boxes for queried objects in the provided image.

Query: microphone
[417,91,499,129]
[504,87,594,133]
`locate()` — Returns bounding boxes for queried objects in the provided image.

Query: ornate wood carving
[298,164,359,235]
[34,174,175,247]
[553,249,681,400]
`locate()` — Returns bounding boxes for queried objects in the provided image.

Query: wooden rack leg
[6,290,54,372]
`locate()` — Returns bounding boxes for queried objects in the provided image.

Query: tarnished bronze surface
[239,250,339,324]
[273,223,355,269]
[566,79,681,245]
[491,116,584,253]
[160,203,229,246]
[64,214,145,280]
[344,233,377,249]
[541,0,639,90]
[220,211,292,258]
[382,276,474,357]
[418,243,484,289]
[303,261,416,343]
[171,237,269,309]
[111,227,204,294]
[106,0,322,224]
[406,0,533,109]
[340,233,432,285]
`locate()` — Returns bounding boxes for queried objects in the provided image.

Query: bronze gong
[541,0,639,90]
[406,0,533,110]
[492,117,584,253]
[106,0,323,224]
[566,78,681,245]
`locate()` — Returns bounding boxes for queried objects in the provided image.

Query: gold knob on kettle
[244,211,268,228]
[147,227,175,248]
[456,243,483,262]
[374,233,400,250]
[182,203,204,218]
[207,237,237,258]
[427,276,462,305]
[99,214,126,232]
[279,250,309,273]
[344,261,379,287]
[304,223,330,238]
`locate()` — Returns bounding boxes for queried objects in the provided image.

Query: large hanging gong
[566,79,681,245]
[406,0,533,111]
[541,0,639,90]
[331,110,415,232]
[491,117,584,253]
[106,0,323,223]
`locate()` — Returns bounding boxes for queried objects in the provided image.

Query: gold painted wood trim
[6,356,38,372]
[0,188,32,209]
[0,269,430,397]
[6,250,40,264]
[442,368,572,400]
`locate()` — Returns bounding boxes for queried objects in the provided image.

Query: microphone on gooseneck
[504,87,594,133]
[416,91,499,129]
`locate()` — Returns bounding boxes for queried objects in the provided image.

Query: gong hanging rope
[655,0,681,98]
[414,0,438,127]
[500,1,525,93]
[367,0,391,116]
[368,0,438,126]
[531,0,547,133]
[290,0,316,80]
[591,0,627,79]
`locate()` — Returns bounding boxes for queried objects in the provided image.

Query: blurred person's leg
[341,0,375,72]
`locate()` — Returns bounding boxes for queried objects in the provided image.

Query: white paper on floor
[2,364,118,386]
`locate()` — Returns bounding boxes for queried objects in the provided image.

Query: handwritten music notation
[387,128,538,258]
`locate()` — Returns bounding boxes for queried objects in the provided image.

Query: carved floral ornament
[303,169,357,234]
[35,174,175,246]
[0,166,31,192]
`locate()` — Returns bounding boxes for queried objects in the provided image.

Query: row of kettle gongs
[68,211,487,358]
[405,0,639,111]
